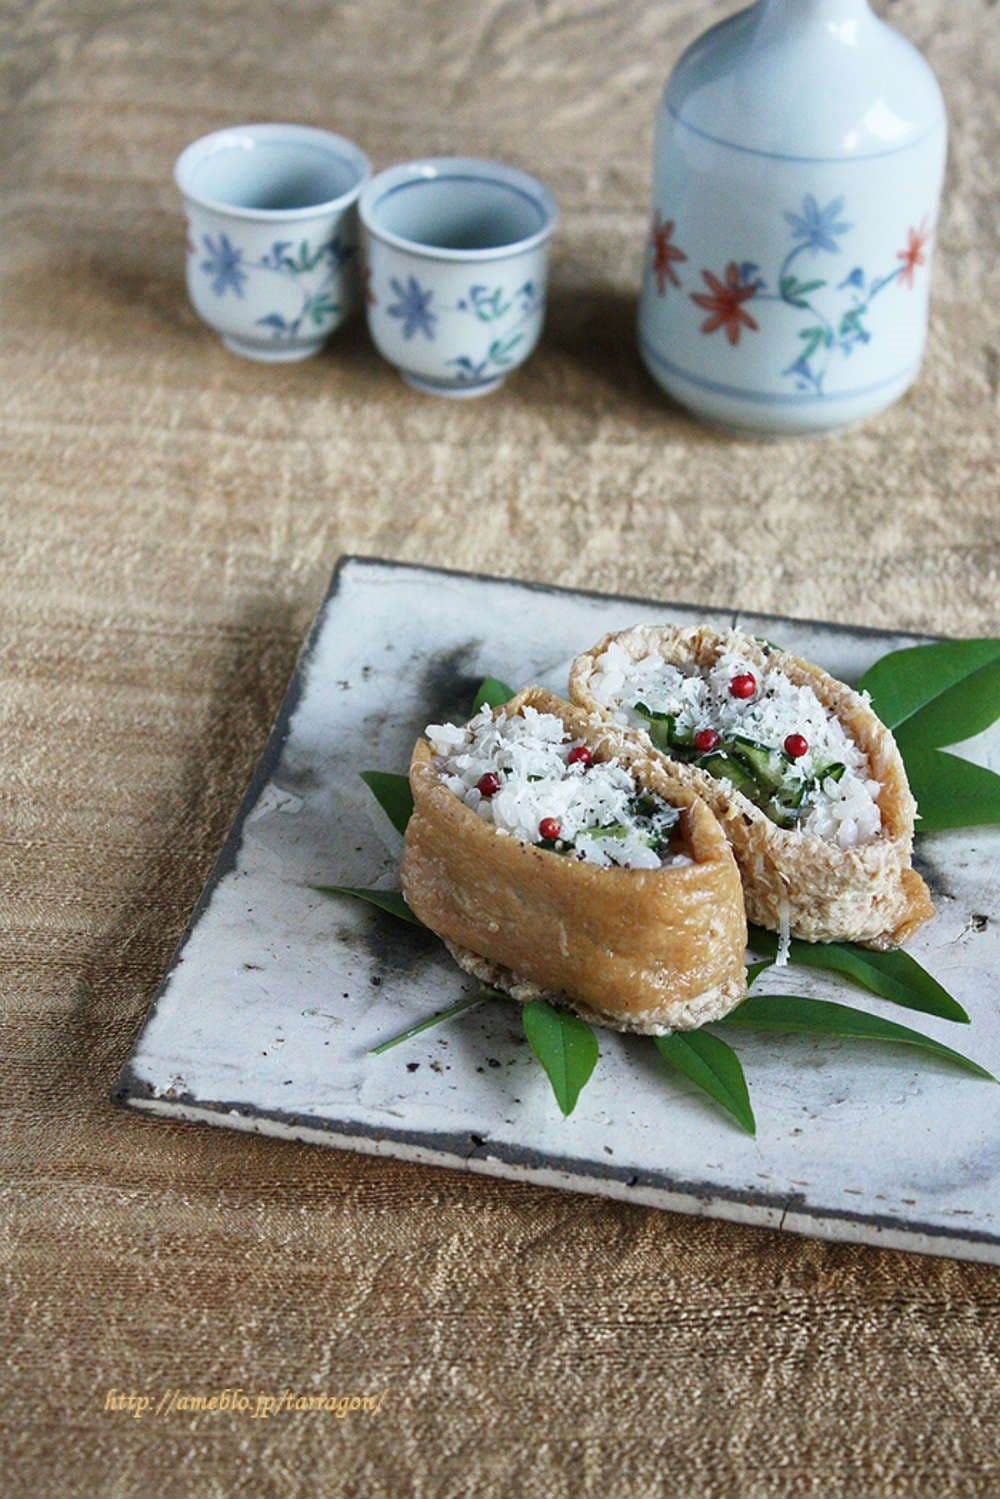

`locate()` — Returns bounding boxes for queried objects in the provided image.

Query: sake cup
[175,123,371,362]
[359,157,558,397]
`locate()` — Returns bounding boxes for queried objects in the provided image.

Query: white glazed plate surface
[116,558,1000,1263]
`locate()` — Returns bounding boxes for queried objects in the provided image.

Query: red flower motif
[897,221,929,289]
[650,213,687,295]
[691,262,759,345]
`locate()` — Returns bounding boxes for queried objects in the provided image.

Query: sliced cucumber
[696,751,760,801]
[776,779,809,811]
[578,822,630,841]
[636,705,836,833]
[634,703,676,754]
[766,763,846,827]
[767,806,802,830]
[765,790,807,828]
[650,718,675,753]
[634,701,694,752]
[729,734,791,792]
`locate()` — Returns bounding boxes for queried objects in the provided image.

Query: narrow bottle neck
[754,0,875,37]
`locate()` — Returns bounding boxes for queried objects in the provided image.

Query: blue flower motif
[839,266,865,290]
[783,195,852,254]
[387,276,436,340]
[325,235,357,270]
[201,233,247,297]
[783,354,823,394]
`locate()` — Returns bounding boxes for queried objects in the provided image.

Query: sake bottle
[638,0,947,434]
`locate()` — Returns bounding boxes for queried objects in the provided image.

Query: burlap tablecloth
[3,1,998,1494]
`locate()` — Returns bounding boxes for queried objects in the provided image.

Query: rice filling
[586,636,882,849]
[425,705,688,869]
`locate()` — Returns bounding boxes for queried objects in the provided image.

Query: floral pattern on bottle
[650,214,687,295]
[645,198,932,394]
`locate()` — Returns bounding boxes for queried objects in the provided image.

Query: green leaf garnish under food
[472,676,516,711]
[747,925,968,1023]
[360,770,414,835]
[369,988,496,1054]
[654,1030,756,1135]
[313,885,423,926]
[719,994,994,1080]
[895,658,1000,751]
[856,638,1000,744]
[902,749,1000,832]
[745,959,773,988]
[521,1000,599,1117]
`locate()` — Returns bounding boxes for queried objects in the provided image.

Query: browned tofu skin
[400,688,747,1034]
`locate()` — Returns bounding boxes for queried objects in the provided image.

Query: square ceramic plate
[116,557,1000,1263]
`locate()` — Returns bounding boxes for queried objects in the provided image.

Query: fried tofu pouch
[400,687,747,1035]
[569,626,933,949]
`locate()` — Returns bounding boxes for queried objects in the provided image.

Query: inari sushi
[400,687,747,1035]
[569,625,933,949]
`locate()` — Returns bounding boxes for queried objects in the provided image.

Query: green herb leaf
[719,994,994,1080]
[654,1031,756,1134]
[856,639,1000,743]
[896,659,1000,750]
[521,1000,599,1116]
[903,749,1000,832]
[360,770,413,835]
[747,925,968,1023]
[312,885,423,926]
[369,988,496,1054]
[472,676,516,711]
